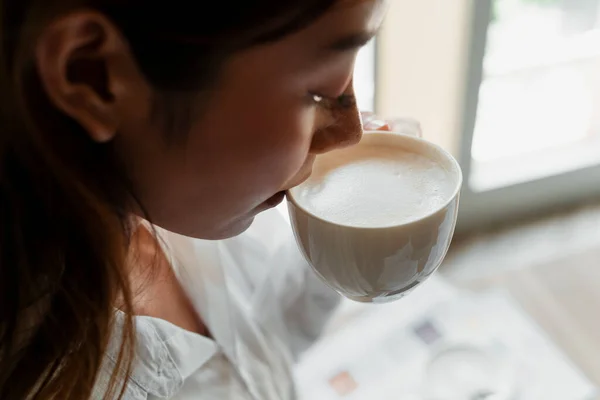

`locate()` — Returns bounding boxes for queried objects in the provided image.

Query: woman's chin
[216,216,256,239]
[151,213,255,240]
[150,199,283,240]
[189,217,255,240]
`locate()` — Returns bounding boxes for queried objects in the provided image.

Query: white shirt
[92,208,341,399]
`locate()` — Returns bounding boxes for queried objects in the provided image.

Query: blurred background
[294,0,600,398]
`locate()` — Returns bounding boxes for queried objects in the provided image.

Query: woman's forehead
[329,0,388,25]
[318,0,387,34]
[333,0,387,9]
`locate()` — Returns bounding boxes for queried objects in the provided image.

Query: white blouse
[92,208,340,399]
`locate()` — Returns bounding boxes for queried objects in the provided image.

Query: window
[374,0,600,231]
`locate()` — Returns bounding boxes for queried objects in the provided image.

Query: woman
[0,0,388,398]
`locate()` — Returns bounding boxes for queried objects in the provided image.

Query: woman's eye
[307,92,356,110]
[309,92,325,105]
[308,92,336,109]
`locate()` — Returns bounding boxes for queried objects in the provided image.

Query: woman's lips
[284,167,313,191]
[264,191,286,207]
[261,164,314,209]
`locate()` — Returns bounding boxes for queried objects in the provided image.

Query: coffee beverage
[287,131,462,303]
[293,142,456,228]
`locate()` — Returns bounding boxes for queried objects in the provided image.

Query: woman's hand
[361,112,422,138]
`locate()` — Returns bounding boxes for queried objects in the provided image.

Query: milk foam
[293,142,455,227]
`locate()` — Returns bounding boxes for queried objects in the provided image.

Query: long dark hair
[0,1,336,398]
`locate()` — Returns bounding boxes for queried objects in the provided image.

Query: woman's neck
[125,223,209,336]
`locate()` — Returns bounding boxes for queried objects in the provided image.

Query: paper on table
[294,277,460,399]
[294,285,597,400]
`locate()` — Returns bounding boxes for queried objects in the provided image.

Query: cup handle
[361,112,423,138]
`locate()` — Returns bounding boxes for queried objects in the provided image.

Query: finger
[361,113,391,131]
[388,118,422,138]
[360,113,423,137]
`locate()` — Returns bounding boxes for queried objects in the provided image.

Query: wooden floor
[439,201,600,393]
[440,201,600,284]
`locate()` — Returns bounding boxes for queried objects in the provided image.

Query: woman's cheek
[277,141,311,180]
[275,121,315,182]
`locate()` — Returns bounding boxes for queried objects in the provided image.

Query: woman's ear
[35,10,151,142]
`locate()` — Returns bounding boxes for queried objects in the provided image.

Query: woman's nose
[310,82,363,155]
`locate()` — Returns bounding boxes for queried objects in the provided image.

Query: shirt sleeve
[220,207,341,360]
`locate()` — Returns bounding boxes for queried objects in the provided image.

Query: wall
[376,0,474,156]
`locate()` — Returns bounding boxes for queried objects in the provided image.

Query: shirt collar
[106,310,220,398]
[105,225,244,397]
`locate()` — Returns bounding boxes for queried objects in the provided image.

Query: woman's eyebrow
[326,30,377,52]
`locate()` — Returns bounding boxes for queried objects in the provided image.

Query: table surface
[454,246,600,398]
